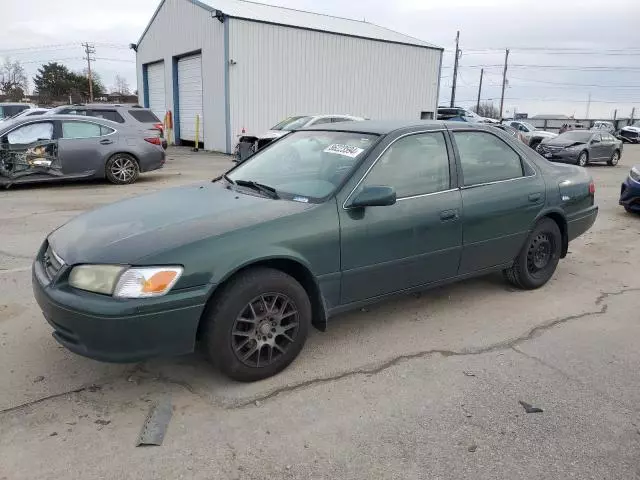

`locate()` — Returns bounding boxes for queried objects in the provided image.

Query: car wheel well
[543,212,568,258]
[197,259,327,340]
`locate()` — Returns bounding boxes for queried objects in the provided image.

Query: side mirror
[590,138,600,144]
[350,186,396,208]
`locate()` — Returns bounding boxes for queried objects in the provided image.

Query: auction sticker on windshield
[324,144,364,158]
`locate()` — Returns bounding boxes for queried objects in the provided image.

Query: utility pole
[450,31,461,107]
[475,68,484,114]
[613,109,617,120]
[631,107,636,124]
[82,42,96,102]
[499,48,510,119]
[586,92,591,119]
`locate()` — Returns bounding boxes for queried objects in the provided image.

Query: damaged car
[0,115,165,187]
[618,121,640,144]
[234,114,364,162]
[536,130,622,167]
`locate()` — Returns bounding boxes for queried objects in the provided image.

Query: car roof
[302,119,487,134]
[0,114,121,132]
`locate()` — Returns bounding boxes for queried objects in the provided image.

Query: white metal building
[135,0,443,153]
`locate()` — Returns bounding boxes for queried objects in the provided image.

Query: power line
[443,64,640,72]
[507,76,640,88]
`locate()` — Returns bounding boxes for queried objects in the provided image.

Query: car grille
[538,145,562,154]
[42,243,64,281]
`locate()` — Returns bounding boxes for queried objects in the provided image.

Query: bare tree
[114,74,130,95]
[472,102,500,120]
[0,57,28,95]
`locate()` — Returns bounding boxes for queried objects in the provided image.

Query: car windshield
[558,131,593,142]
[270,116,311,131]
[227,130,378,201]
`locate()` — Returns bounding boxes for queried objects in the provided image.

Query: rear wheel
[577,151,589,167]
[105,154,139,184]
[201,268,311,382]
[607,150,620,166]
[503,218,562,290]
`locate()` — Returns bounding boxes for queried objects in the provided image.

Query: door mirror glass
[350,186,396,208]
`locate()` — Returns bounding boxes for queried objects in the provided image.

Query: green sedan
[33,120,598,381]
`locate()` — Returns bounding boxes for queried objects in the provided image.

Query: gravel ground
[1,145,639,480]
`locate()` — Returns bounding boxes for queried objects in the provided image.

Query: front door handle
[440,209,458,221]
[528,193,542,203]
[99,139,113,145]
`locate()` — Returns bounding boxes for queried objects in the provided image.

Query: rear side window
[26,111,46,116]
[62,121,103,139]
[453,131,524,186]
[128,109,160,123]
[92,110,125,123]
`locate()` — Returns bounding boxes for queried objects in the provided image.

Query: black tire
[105,153,140,185]
[503,218,562,290]
[576,151,589,167]
[201,268,311,382]
[607,150,620,166]
[624,206,637,214]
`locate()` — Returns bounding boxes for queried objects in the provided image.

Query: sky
[2,0,639,118]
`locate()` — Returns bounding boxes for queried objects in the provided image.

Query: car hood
[533,131,557,138]
[48,182,312,265]
[621,126,640,133]
[541,137,587,147]
[258,130,289,140]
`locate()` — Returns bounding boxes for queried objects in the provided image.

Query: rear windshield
[128,109,160,123]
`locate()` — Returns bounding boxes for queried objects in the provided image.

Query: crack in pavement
[229,287,640,409]
[2,287,638,415]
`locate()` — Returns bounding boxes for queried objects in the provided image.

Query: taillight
[153,122,164,132]
[589,181,596,195]
[144,137,162,145]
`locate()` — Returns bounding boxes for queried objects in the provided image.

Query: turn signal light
[589,181,596,195]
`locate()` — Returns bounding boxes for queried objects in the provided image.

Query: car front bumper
[620,177,640,212]
[536,147,581,163]
[32,245,210,363]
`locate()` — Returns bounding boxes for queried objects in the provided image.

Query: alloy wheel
[578,153,588,167]
[611,152,619,165]
[231,293,299,368]
[111,157,137,182]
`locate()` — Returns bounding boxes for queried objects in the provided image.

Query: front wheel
[607,150,620,166]
[503,218,562,290]
[201,268,311,382]
[577,151,589,167]
[105,154,140,184]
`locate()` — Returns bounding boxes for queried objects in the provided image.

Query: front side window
[362,132,450,198]
[454,131,524,186]
[6,122,54,144]
[62,121,103,139]
[228,130,378,201]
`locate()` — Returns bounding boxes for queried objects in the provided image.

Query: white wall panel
[136,0,225,151]
[228,19,441,138]
[178,55,204,142]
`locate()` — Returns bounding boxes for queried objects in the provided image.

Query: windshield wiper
[234,179,279,199]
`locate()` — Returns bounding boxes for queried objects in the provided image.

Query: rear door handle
[528,193,542,203]
[100,139,113,145]
[440,209,458,221]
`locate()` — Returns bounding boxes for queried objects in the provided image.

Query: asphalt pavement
[1,145,639,479]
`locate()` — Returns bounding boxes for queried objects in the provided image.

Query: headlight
[69,265,126,295]
[68,265,183,298]
[630,166,640,183]
[564,144,583,151]
[113,266,183,298]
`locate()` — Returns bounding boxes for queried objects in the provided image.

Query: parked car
[0,103,35,121]
[0,115,165,187]
[491,123,526,144]
[619,165,640,213]
[234,114,364,161]
[592,121,615,133]
[618,121,640,144]
[537,130,622,167]
[0,107,49,125]
[33,120,598,381]
[47,104,167,149]
[437,107,494,123]
[503,120,557,149]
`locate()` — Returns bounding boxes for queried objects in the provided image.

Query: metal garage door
[177,54,204,143]
[146,62,166,121]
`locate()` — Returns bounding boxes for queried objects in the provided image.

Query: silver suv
[47,104,167,148]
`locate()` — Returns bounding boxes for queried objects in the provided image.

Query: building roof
[139,0,439,49]
[531,114,570,119]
